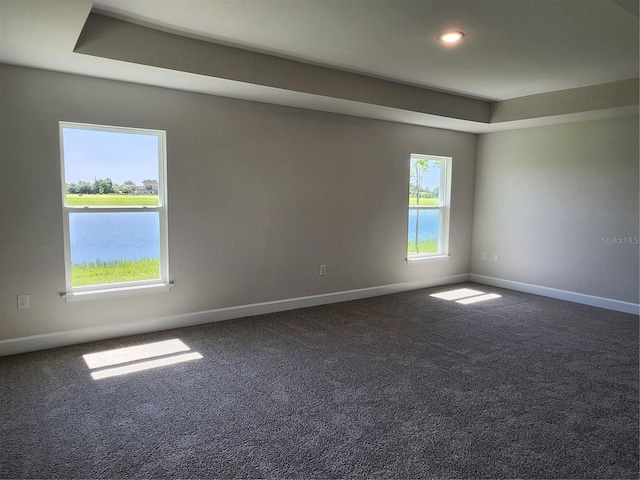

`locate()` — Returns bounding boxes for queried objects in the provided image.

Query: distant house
[135,182,158,195]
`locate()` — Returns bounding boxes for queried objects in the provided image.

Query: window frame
[407,153,452,261]
[59,121,170,300]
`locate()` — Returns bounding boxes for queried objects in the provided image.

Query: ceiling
[1,0,638,132]
[91,0,639,101]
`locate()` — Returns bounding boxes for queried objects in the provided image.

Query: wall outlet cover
[17,294,30,310]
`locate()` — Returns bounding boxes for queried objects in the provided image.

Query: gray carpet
[1,283,638,479]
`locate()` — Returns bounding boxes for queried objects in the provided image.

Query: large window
[60,122,168,297]
[408,154,451,259]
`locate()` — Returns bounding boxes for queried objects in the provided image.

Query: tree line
[409,184,440,200]
[66,178,158,195]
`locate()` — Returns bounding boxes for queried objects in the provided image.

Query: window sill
[407,254,450,264]
[62,282,173,303]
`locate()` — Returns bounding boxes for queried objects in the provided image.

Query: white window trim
[407,154,452,262]
[59,122,170,299]
[62,283,173,303]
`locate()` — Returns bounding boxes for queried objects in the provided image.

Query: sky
[410,157,442,190]
[62,127,160,185]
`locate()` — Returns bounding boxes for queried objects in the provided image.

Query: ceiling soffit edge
[74,13,491,124]
[71,12,638,134]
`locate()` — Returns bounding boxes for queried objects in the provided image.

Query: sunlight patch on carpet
[83,339,202,380]
[430,288,484,301]
[456,293,502,304]
[430,288,501,304]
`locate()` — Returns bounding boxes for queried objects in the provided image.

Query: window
[407,154,451,259]
[60,122,169,298]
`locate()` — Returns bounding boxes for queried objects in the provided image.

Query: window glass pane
[409,157,442,206]
[408,208,440,255]
[69,212,160,287]
[62,128,160,207]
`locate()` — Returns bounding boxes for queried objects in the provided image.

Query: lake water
[408,209,439,241]
[69,209,437,264]
[69,212,160,264]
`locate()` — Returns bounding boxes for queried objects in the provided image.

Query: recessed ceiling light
[438,31,465,44]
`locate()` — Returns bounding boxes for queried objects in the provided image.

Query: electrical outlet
[319,264,327,276]
[493,254,499,262]
[17,294,29,310]
[481,252,487,261]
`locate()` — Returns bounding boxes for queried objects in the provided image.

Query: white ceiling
[1,0,638,132]
[92,0,639,101]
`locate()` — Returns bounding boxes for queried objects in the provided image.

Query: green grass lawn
[408,239,438,255]
[66,194,159,207]
[72,258,160,287]
[408,197,439,206]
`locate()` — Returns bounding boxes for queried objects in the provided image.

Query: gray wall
[471,116,640,303]
[0,65,476,341]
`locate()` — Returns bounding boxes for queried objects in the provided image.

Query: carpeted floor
[1,282,638,479]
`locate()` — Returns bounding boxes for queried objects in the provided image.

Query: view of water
[68,210,435,264]
[69,212,160,264]
[408,209,440,241]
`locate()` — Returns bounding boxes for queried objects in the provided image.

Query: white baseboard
[470,274,640,315]
[0,274,470,356]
